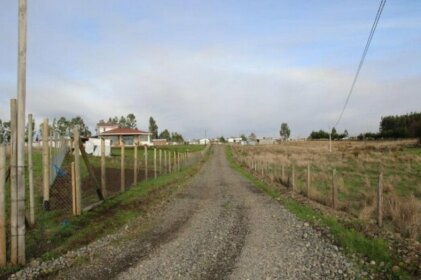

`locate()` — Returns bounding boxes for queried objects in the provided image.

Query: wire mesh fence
[1,133,209,266]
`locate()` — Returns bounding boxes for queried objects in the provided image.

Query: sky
[0,0,420,139]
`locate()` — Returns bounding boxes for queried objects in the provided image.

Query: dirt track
[50,145,360,279]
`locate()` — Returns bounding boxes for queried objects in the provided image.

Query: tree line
[307,112,421,141]
[0,113,185,143]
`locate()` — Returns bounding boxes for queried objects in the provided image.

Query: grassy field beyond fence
[230,140,421,241]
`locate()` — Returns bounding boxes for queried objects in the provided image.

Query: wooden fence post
[121,142,125,192]
[16,0,27,264]
[154,148,157,179]
[159,149,162,174]
[307,162,311,197]
[164,150,167,174]
[291,164,295,192]
[71,162,76,215]
[27,114,34,225]
[169,151,172,173]
[173,151,176,172]
[177,152,180,171]
[144,145,148,180]
[133,143,138,185]
[332,168,337,210]
[377,170,384,227]
[101,138,107,197]
[0,145,6,266]
[281,163,285,183]
[42,118,50,210]
[73,127,81,215]
[10,99,18,264]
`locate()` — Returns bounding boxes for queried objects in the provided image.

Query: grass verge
[225,145,412,280]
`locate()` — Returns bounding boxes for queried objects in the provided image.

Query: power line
[333,0,386,129]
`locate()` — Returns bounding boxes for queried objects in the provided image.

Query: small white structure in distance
[227,137,242,143]
[199,138,210,145]
[85,138,111,157]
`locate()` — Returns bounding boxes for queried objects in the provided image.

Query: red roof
[100,127,150,136]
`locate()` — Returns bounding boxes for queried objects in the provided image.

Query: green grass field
[230,140,421,240]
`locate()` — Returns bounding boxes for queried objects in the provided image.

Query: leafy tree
[148,117,158,139]
[118,116,126,128]
[70,116,91,137]
[56,117,69,135]
[380,112,421,139]
[308,130,329,140]
[158,129,171,141]
[240,134,247,141]
[331,127,337,139]
[171,132,184,143]
[409,120,421,143]
[219,136,226,143]
[280,123,290,140]
[125,113,137,129]
[0,119,11,144]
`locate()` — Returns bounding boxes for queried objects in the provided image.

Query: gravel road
[44,145,361,279]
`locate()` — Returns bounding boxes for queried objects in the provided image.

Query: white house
[85,138,112,156]
[199,138,210,145]
[227,137,242,143]
[96,122,119,134]
[100,127,152,146]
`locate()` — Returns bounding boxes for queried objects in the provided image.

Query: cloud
[1,1,420,140]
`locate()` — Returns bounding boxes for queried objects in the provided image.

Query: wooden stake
[332,168,337,210]
[10,99,18,264]
[42,119,50,210]
[121,142,125,192]
[173,151,176,171]
[169,151,172,173]
[71,162,76,215]
[101,138,107,197]
[281,163,285,183]
[159,149,162,174]
[177,152,180,171]
[144,145,148,180]
[164,150,167,174]
[73,127,81,215]
[0,145,6,266]
[16,0,27,264]
[377,170,384,227]
[133,143,138,185]
[154,148,157,179]
[329,132,332,153]
[307,162,311,197]
[291,164,295,191]
[28,114,34,225]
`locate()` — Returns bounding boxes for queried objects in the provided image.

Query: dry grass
[232,139,421,240]
[385,193,421,239]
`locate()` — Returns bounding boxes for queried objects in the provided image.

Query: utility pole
[16,0,27,265]
[328,127,332,153]
[329,132,332,153]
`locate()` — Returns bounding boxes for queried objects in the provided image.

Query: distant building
[100,127,152,146]
[199,138,210,145]
[227,137,242,144]
[257,137,275,145]
[189,139,200,145]
[96,122,119,134]
[152,139,168,146]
